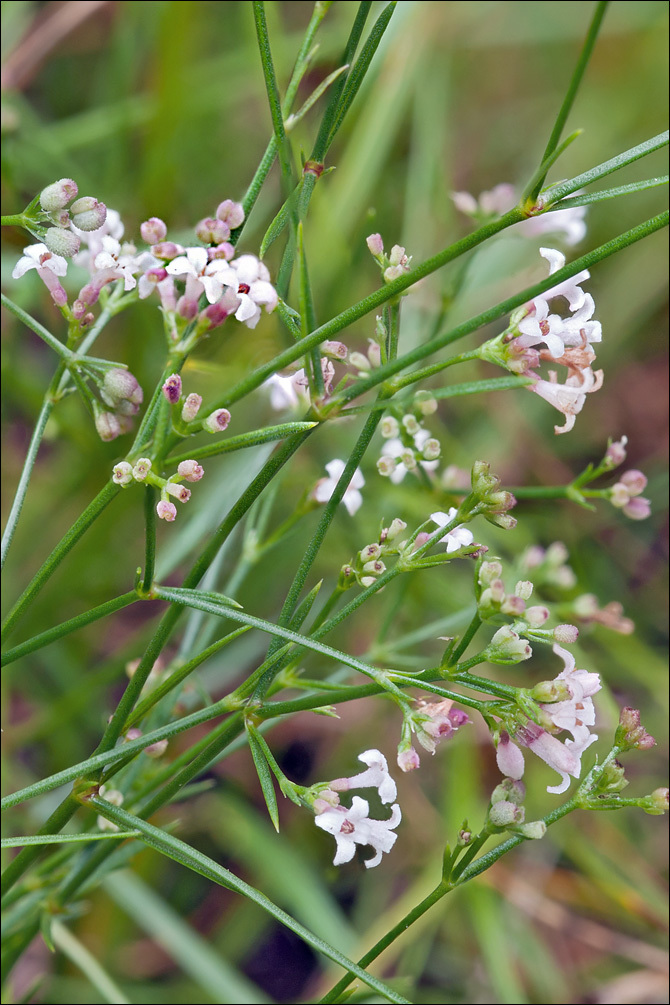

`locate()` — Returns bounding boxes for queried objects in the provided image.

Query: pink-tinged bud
[366,233,384,257]
[95,411,121,442]
[517,820,547,839]
[112,461,133,485]
[144,739,168,758]
[208,242,235,261]
[386,518,407,541]
[72,300,86,319]
[413,531,431,550]
[151,241,185,261]
[132,458,152,481]
[157,500,177,521]
[181,393,202,422]
[515,580,533,600]
[488,513,518,530]
[619,470,647,495]
[176,294,199,320]
[40,178,78,211]
[489,799,525,827]
[101,369,143,412]
[610,482,630,508]
[162,373,182,404]
[496,732,525,780]
[49,209,71,227]
[202,299,232,330]
[44,227,80,258]
[525,605,550,627]
[125,728,143,741]
[77,283,101,307]
[322,340,348,360]
[479,560,503,586]
[648,788,669,813]
[617,707,656,750]
[215,199,245,228]
[553,624,579,643]
[623,496,651,520]
[605,436,628,468]
[70,197,107,232]
[367,340,382,367]
[140,217,167,244]
[501,595,526,616]
[37,268,68,306]
[195,217,230,243]
[203,408,231,433]
[360,543,381,562]
[165,482,191,503]
[175,462,202,484]
[397,747,421,772]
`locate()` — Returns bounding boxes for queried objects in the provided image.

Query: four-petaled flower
[429,509,474,553]
[209,254,278,328]
[314,796,402,868]
[312,459,365,516]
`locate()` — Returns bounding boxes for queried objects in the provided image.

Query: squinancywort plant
[1,2,667,1000]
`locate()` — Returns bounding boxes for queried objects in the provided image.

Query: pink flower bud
[195,217,230,243]
[215,199,245,228]
[165,482,191,503]
[44,227,80,258]
[610,482,630,508]
[162,373,182,404]
[177,460,204,482]
[141,217,167,244]
[496,732,525,780]
[181,393,202,422]
[176,294,199,320]
[366,233,384,257]
[322,340,348,360]
[619,469,647,495]
[553,624,579,643]
[605,436,627,467]
[208,242,235,261]
[397,747,421,772]
[151,241,184,261]
[623,496,651,520]
[144,739,168,758]
[95,410,121,442]
[525,605,550,626]
[70,197,107,232]
[157,500,177,521]
[203,408,231,433]
[39,178,78,211]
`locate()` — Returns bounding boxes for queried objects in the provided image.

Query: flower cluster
[161,373,231,435]
[338,518,408,590]
[398,699,470,772]
[377,401,441,483]
[264,350,343,412]
[451,183,587,245]
[313,750,401,868]
[366,233,412,282]
[609,469,651,521]
[496,642,601,794]
[112,456,204,522]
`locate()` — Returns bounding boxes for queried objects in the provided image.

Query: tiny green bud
[489,800,525,827]
[515,820,547,840]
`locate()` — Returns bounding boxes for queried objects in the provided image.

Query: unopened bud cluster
[487,777,546,839]
[609,469,651,520]
[468,461,517,528]
[38,178,107,257]
[112,455,205,522]
[377,394,441,482]
[339,519,407,590]
[93,368,144,442]
[160,373,231,436]
[366,234,412,283]
[476,558,577,647]
[518,541,577,590]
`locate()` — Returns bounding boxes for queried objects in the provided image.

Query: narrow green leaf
[552,175,669,208]
[260,183,301,258]
[2,832,139,848]
[167,422,318,466]
[246,724,280,830]
[50,919,130,1004]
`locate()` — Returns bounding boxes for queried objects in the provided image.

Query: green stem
[1,480,120,643]
[142,486,157,592]
[1,294,76,362]
[524,0,609,201]
[390,348,482,392]
[167,422,317,465]
[552,175,668,208]
[1,213,26,226]
[252,2,295,196]
[0,797,80,905]
[320,881,449,1003]
[449,613,482,663]
[1,591,138,667]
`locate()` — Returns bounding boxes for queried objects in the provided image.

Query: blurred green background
[1,2,668,1003]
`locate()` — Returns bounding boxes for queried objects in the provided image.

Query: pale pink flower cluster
[314,750,401,868]
[451,183,587,245]
[112,456,204,523]
[515,248,604,434]
[496,643,601,794]
[609,469,651,520]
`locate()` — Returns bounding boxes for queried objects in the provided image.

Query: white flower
[429,509,474,553]
[209,254,278,328]
[12,243,68,280]
[264,370,311,411]
[312,459,365,516]
[329,749,397,804]
[539,643,601,744]
[380,428,439,484]
[519,205,587,246]
[314,796,401,868]
[516,292,602,359]
[529,365,603,434]
[92,236,138,291]
[539,247,590,310]
[165,246,224,303]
